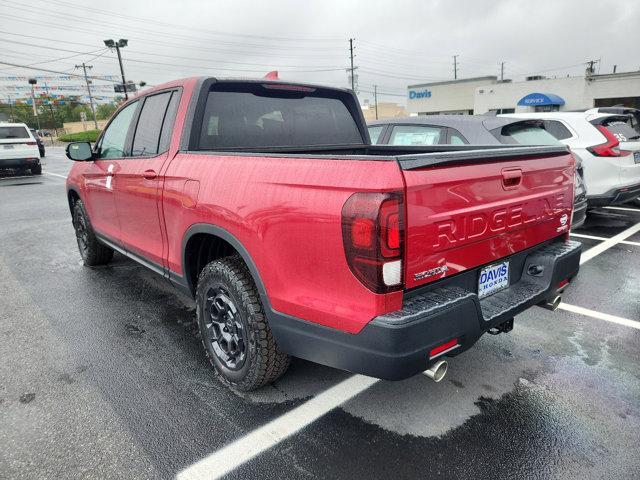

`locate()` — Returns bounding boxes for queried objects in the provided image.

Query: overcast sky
[1,0,639,104]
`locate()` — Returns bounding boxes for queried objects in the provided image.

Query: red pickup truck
[65,77,581,391]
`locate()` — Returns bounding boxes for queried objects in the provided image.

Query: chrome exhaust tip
[424,360,448,382]
[539,295,561,311]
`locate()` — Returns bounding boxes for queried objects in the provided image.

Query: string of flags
[0,75,120,82]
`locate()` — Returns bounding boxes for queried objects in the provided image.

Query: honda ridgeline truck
[65,77,581,391]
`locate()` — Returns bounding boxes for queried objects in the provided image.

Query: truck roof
[139,76,352,97]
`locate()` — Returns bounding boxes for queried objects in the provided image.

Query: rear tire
[31,165,42,175]
[72,199,114,266]
[630,198,640,208]
[196,255,290,391]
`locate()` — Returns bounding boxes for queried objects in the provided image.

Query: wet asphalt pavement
[1,148,639,480]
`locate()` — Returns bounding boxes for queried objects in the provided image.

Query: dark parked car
[369,116,588,228]
[29,128,45,157]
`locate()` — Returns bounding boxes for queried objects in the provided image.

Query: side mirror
[66,142,94,161]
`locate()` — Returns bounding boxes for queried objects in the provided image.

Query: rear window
[599,120,640,142]
[197,83,363,149]
[0,126,30,140]
[491,121,562,145]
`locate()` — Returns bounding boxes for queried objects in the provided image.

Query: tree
[95,102,117,120]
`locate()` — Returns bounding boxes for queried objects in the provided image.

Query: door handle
[143,169,157,180]
[501,168,522,189]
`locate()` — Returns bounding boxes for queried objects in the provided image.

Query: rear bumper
[0,157,41,169]
[269,239,582,381]
[587,182,640,206]
[571,197,588,229]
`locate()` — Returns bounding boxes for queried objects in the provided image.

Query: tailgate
[399,146,575,289]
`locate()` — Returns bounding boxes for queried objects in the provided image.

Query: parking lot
[0,148,639,480]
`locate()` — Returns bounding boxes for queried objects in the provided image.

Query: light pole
[104,38,129,100]
[28,78,41,132]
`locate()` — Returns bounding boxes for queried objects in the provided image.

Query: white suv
[0,123,42,175]
[501,111,640,206]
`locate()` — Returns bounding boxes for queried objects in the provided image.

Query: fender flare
[180,223,272,310]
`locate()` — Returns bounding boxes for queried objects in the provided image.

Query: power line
[25,0,343,43]
[0,38,347,73]
[0,60,121,83]
[0,1,341,52]
[0,15,344,59]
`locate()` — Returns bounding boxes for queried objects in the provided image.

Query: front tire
[72,199,114,266]
[196,255,290,391]
[31,165,42,175]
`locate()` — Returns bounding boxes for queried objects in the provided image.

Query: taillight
[26,141,37,145]
[342,192,404,293]
[587,125,630,157]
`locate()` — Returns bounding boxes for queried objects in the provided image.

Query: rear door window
[388,125,444,146]
[132,92,173,156]
[541,120,573,140]
[198,83,363,149]
[491,121,562,145]
[0,126,30,140]
[448,128,468,145]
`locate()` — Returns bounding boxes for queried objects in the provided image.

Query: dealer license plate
[478,261,509,299]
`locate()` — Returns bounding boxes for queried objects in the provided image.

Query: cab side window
[98,101,138,159]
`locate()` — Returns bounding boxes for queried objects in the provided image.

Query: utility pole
[7,95,13,122]
[349,38,356,92]
[586,59,599,77]
[453,55,458,80]
[500,62,504,81]
[42,82,58,141]
[374,85,378,120]
[76,63,99,129]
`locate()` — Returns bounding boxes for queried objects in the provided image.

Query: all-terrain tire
[72,199,114,266]
[196,255,290,391]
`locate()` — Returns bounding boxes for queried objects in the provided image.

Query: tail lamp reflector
[429,338,459,359]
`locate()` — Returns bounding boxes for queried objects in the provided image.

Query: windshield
[0,126,30,140]
[491,121,562,145]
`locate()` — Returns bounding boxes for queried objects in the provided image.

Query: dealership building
[406,71,640,115]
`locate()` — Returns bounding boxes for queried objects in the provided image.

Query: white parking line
[570,232,640,247]
[176,375,379,480]
[579,221,640,264]
[44,171,67,179]
[603,206,640,213]
[558,303,640,330]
